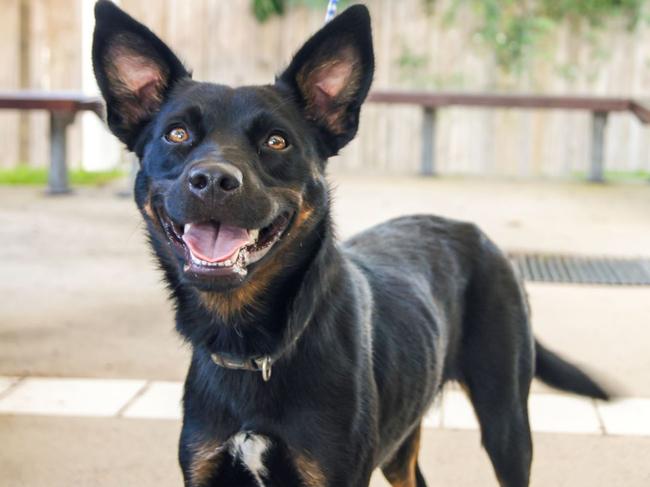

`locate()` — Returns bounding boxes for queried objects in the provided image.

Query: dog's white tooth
[193,255,208,266]
[249,229,259,242]
[184,223,192,233]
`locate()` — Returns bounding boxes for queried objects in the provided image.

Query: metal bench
[0,91,103,194]
[2,91,648,189]
[367,91,650,181]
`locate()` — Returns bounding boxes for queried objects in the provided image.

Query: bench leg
[420,107,437,176]
[589,111,608,183]
[48,112,74,194]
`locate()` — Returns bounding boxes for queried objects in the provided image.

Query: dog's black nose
[188,162,242,197]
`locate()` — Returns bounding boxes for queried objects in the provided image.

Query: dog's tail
[534,340,612,400]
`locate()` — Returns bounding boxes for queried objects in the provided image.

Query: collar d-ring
[260,356,272,382]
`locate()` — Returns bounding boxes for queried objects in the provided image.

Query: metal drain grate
[507,253,650,285]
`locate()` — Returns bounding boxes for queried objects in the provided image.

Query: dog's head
[92,1,373,303]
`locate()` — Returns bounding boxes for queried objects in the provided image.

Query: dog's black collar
[210,353,274,381]
[209,323,307,382]
[209,225,335,383]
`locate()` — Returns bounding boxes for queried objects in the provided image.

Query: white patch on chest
[229,432,271,487]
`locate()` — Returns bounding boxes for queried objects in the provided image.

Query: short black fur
[92,2,611,486]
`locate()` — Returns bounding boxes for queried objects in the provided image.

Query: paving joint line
[592,398,608,436]
[1,376,648,437]
[115,380,152,418]
[0,377,25,401]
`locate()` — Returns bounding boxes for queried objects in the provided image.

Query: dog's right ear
[278,5,374,157]
[92,0,190,149]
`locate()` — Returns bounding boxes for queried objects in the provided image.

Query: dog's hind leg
[461,337,534,487]
[459,242,535,486]
[460,327,534,487]
[381,425,427,487]
[462,378,532,487]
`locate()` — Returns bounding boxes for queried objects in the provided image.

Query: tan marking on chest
[383,426,422,487]
[188,440,226,487]
[292,451,326,487]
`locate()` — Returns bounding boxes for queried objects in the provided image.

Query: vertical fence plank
[0,0,20,169]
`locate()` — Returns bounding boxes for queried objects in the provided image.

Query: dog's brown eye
[266,134,288,151]
[165,127,190,144]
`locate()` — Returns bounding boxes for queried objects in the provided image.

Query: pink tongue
[182,223,249,262]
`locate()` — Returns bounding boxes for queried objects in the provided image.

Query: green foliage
[252,0,649,76]
[251,0,351,23]
[541,0,645,28]
[396,44,466,88]
[252,0,284,23]
[0,167,125,186]
[450,0,647,74]
[571,169,650,181]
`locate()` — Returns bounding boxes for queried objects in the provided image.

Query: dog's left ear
[278,5,374,155]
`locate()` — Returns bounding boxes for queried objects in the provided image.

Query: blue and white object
[324,0,339,22]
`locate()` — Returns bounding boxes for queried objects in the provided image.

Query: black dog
[92,2,610,486]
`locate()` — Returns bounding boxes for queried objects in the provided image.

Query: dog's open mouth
[157,209,291,278]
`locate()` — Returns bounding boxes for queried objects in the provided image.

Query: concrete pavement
[1,175,649,485]
[2,414,649,487]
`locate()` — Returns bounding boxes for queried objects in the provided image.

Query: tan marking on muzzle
[198,192,315,321]
[142,196,157,221]
[291,204,314,232]
[198,258,280,320]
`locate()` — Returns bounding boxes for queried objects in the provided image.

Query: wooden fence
[1,0,650,178]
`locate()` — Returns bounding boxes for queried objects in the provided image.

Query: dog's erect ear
[278,5,374,155]
[92,0,190,148]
